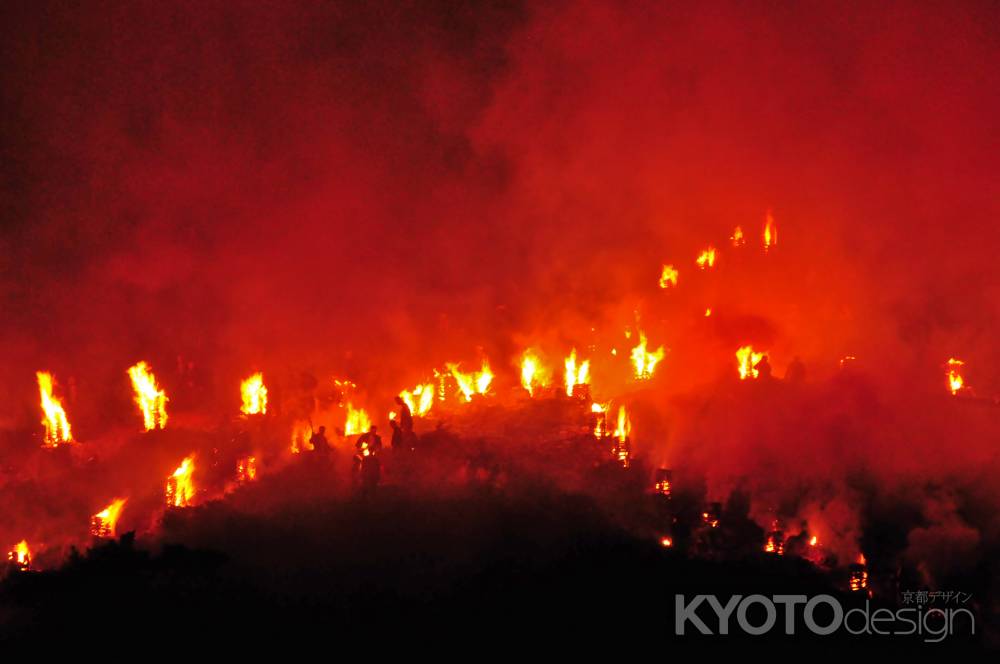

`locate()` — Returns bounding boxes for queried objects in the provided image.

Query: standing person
[309,425,329,457]
[394,396,413,434]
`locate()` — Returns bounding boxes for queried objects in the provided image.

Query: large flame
[611,405,631,467]
[520,350,549,397]
[36,371,72,447]
[344,403,371,436]
[90,498,127,538]
[658,264,678,288]
[564,349,591,397]
[240,373,268,415]
[8,540,30,568]
[400,383,435,416]
[127,361,168,431]
[696,246,716,269]
[447,360,493,402]
[946,358,965,395]
[763,210,777,251]
[736,345,766,380]
[630,332,665,380]
[291,420,313,454]
[166,455,195,508]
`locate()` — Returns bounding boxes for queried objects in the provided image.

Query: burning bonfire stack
[90,498,127,539]
[7,541,31,572]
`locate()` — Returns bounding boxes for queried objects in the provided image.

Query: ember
[240,373,268,415]
[166,455,195,508]
[36,371,73,448]
[127,361,168,431]
[90,498,127,538]
[653,468,672,498]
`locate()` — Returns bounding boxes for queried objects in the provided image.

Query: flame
[809,535,818,547]
[704,308,712,317]
[696,246,716,269]
[344,403,371,436]
[166,455,195,508]
[127,361,168,431]
[236,456,257,483]
[947,358,965,395]
[447,360,493,402]
[658,264,679,288]
[8,540,30,568]
[563,349,590,397]
[36,371,72,447]
[730,226,745,247]
[400,383,435,416]
[763,210,777,251]
[591,402,608,438]
[659,536,673,548]
[291,420,312,453]
[736,345,766,380]
[612,405,630,467]
[240,373,268,415]
[90,498,127,538]
[520,350,550,397]
[630,332,665,380]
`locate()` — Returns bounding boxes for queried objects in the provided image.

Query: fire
[563,349,590,397]
[448,360,493,402]
[704,308,712,317]
[520,350,549,397]
[736,345,766,380]
[809,535,818,547]
[763,210,777,251]
[90,498,127,538]
[240,373,268,415]
[630,331,665,380]
[236,456,257,483]
[946,358,965,395]
[400,383,435,416]
[695,246,716,269]
[591,402,608,438]
[127,361,168,431]
[764,530,785,555]
[8,541,30,570]
[612,405,631,467]
[344,403,371,436]
[291,420,312,453]
[654,468,672,497]
[730,226,745,247]
[166,455,195,508]
[36,371,73,447]
[658,264,679,288]
[659,536,673,548]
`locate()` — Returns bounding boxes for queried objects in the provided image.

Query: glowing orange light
[946,358,965,395]
[591,402,608,439]
[696,247,716,269]
[236,456,257,483]
[400,383,435,416]
[564,349,590,397]
[166,455,195,508]
[291,420,312,454]
[344,403,371,436]
[763,210,777,251]
[8,541,30,570]
[736,345,766,380]
[127,361,168,431]
[659,536,673,548]
[630,331,665,380]
[448,360,493,402]
[520,350,549,397]
[240,373,268,415]
[90,498,127,538]
[612,405,631,467]
[658,264,679,288]
[730,226,745,247]
[704,308,712,317]
[36,371,73,447]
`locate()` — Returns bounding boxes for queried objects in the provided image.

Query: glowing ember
[291,420,312,454]
[849,556,869,592]
[400,383,435,416]
[7,541,30,570]
[946,358,965,395]
[630,331,665,380]
[344,403,371,436]
[127,361,168,431]
[563,349,590,397]
[764,530,785,555]
[763,209,777,251]
[166,455,195,508]
[654,468,672,497]
[658,264,679,288]
[236,456,257,483]
[519,350,549,397]
[736,345,766,380]
[90,498,127,538]
[696,246,716,269]
[448,360,493,402]
[240,373,268,415]
[36,371,73,447]
[730,226,745,247]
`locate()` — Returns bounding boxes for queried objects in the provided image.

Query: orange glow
[519,350,549,397]
[127,361,168,431]
[659,536,673,548]
[696,246,716,269]
[36,371,73,447]
[735,345,766,380]
[291,420,312,453]
[400,383,435,416]
[344,403,371,436]
[166,455,195,508]
[90,498,127,538]
[8,540,30,569]
[240,373,268,415]
[591,402,608,438]
[658,264,679,288]
[612,405,630,467]
[704,308,712,317]
[730,226,745,247]
[763,210,777,251]
[448,360,493,402]
[946,358,965,395]
[630,331,665,380]
[563,349,590,397]
[236,456,257,483]
[809,535,818,547]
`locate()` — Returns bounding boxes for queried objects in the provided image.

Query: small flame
[564,349,591,397]
[763,210,777,251]
[809,535,818,547]
[90,498,127,538]
[291,420,313,454]
[736,345,766,380]
[36,371,73,447]
[344,403,371,436]
[400,383,435,416]
[696,246,716,269]
[658,264,679,288]
[946,358,965,395]
[240,373,268,415]
[8,541,30,569]
[127,361,168,431]
[659,536,673,548]
[630,331,665,380]
[166,455,195,508]
[236,456,257,483]
[704,308,712,317]
[730,226,745,247]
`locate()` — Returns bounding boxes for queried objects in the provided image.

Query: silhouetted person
[389,419,403,450]
[355,425,382,495]
[785,356,806,384]
[394,396,413,434]
[756,355,773,380]
[309,426,329,456]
